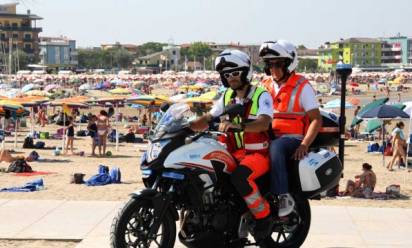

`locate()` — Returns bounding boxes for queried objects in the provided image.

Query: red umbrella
[350,82,359,87]
[348,97,360,106]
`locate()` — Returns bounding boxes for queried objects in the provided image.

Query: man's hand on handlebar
[219,121,242,132]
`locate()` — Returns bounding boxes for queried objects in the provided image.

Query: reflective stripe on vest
[223,86,267,151]
[272,74,310,137]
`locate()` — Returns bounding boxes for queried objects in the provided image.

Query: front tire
[262,196,311,248]
[110,198,176,248]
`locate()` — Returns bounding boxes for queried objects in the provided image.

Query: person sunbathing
[345,163,376,198]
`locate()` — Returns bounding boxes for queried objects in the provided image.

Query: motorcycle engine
[179,193,241,247]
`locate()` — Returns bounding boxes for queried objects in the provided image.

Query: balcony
[0,26,42,32]
[381,47,402,52]
[381,55,402,60]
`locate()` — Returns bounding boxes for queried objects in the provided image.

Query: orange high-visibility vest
[262,73,310,138]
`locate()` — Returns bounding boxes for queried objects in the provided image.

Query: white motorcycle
[111,103,342,248]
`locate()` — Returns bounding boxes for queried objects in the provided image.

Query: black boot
[253,215,274,242]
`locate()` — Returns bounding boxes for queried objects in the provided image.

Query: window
[24,34,31,40]
[0,33,5,40]
[24,44,31,49]
[12,33,18,38]
[11,23,18,28]
[172,51,176,55]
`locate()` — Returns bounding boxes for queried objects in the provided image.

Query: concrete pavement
[0,199,411,248]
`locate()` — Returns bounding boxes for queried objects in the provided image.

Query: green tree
[137,42,167,56]
[113,48,133,69]
[11,50,29,72]
[188,42,212,58]
[297,58,318,72]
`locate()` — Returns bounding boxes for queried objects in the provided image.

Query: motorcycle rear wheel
[110,198,176,248]
[262,196,311,248]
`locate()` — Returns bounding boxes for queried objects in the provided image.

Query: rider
[190,49,274,240]
[259,40,322,217]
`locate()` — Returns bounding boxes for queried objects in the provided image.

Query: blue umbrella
[359,104,409,119]
[130,104,144,109]
[324,99,353,109]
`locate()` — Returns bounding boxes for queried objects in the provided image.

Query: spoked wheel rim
[124,205,164,248]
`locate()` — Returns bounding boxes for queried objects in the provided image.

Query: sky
[5,0,412,48]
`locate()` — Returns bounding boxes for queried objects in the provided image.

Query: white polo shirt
[271,80,319,112]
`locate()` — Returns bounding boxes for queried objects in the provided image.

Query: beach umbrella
[359,104,409,167]
[365,119,382,134]
[350,82,359,87]
[79,83,91,91]
[324,99,353,109]
[44,84,60,92]
[130,104,144,109]
[351,97,389,127]
[359,104,409,119]
[127,95,170,107]
[0,100,30,149]
[402,101,412,116]
[24,90,50,97]
[109,88,131,95]
[21,84,35,93]
[347,97,360,106]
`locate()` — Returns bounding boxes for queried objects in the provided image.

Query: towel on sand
[0,178,44,192]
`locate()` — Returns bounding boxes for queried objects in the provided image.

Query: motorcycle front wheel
[110,198,176,248]
[262,196,311,248]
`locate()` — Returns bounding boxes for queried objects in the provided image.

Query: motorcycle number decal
[203,151,236,172]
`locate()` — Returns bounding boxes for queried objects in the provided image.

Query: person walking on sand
[97,110,110,156]
[387,121,407,171]
[64,116,75,155]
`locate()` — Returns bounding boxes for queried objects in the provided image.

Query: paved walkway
[0,199,411,248]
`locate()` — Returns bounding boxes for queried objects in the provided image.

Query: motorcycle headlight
[147,139,171,162]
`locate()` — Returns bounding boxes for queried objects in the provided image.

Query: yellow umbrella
[24,90,51,97]
[109,88,131,95]
[127,95,170,107]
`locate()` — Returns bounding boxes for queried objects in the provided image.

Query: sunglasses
[223,71,241,79]
[266,60,286,69]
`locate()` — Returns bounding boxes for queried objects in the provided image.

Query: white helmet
[259,40,298,73]
[215,49,252,88]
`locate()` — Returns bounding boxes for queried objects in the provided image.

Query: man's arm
[301,109,322,147]
[190,114,213,131]
[219,114,272,133]
[293,108,322,160]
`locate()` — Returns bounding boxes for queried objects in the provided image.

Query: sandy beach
[0,85,412,248]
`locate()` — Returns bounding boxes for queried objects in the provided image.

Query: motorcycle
[111,103,343,248]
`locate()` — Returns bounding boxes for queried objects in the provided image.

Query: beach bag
[23,136,34,148]
[85,173,112,186]
[109,167,121,184]
[7,159,32,173]
[124,133,136,143]
[98,165,109,174]
[384,143,393,156]
[34,141,45,149]
[76,130,87,137]
[70,173,85,184]
[27,151,39,161]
